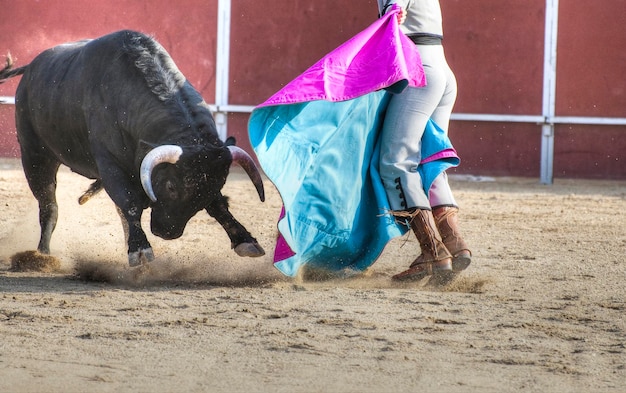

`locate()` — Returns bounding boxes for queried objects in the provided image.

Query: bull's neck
[130,86,220,147]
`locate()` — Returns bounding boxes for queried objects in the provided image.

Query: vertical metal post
[215,0,232,141]
[540,0,559,184]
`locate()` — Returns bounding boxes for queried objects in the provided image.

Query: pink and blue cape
[248,7,459,277]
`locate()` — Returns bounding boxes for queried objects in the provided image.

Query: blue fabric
[247,6,458,277]
[249,92,459,277]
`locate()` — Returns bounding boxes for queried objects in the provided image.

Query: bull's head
[139,144,264,239]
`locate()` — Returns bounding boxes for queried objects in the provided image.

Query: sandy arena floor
[1,158,625,393]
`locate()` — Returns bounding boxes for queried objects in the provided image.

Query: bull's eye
[165,180,178,199]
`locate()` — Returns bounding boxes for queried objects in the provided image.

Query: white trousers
[379,44,458,210]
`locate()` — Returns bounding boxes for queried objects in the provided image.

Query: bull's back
[15,32,144,178]
[16,39,98,175]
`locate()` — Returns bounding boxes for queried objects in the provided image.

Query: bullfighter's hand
[397,7,407,24]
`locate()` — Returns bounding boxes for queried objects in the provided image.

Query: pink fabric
[421,148,459,164]
[273,207,296,262]
[265,6,424,266]
[252,6,430,271]
[256,5,425,109]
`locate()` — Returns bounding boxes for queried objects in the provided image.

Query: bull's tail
[78,180,104,205]
[0,53,27,84]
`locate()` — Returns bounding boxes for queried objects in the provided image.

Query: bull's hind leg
[206,194,265,257]
[20,151,61,254]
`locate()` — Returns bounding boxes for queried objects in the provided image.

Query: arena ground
[1,158,625,393]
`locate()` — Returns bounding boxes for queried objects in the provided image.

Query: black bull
[0,30,266,266]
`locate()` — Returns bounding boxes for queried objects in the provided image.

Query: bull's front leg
[115,206,154,266]
[91,145,154,267]
[206,195,265,257]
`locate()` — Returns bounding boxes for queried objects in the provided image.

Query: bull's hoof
[128,248,155,267]
[234,242,265,257]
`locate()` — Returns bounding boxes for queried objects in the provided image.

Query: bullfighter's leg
[205,194,265,257]
[19,149,61,254]
[91,145,154,266]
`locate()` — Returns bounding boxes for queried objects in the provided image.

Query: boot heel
[392,257,452,281]
[428,269,457,286]
[452,251,471,272]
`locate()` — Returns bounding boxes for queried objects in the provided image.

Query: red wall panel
[0,0,217,97]
[554,125,626,179]
[0,0,218,156]
[228,0,376,105]
[448,122,541,177]
[556,1,626,117]
[0,106,17,157]
[442,0,546,115]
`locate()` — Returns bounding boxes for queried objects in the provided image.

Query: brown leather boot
[392,209,453,282]
[433,206,471,272]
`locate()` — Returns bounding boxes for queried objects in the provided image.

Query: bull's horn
[140,145,183,202]
[228,146,265,202]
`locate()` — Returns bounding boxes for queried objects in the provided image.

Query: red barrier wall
[0,0,218,156]
[443,0,626,179]
[1,0,624,179]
